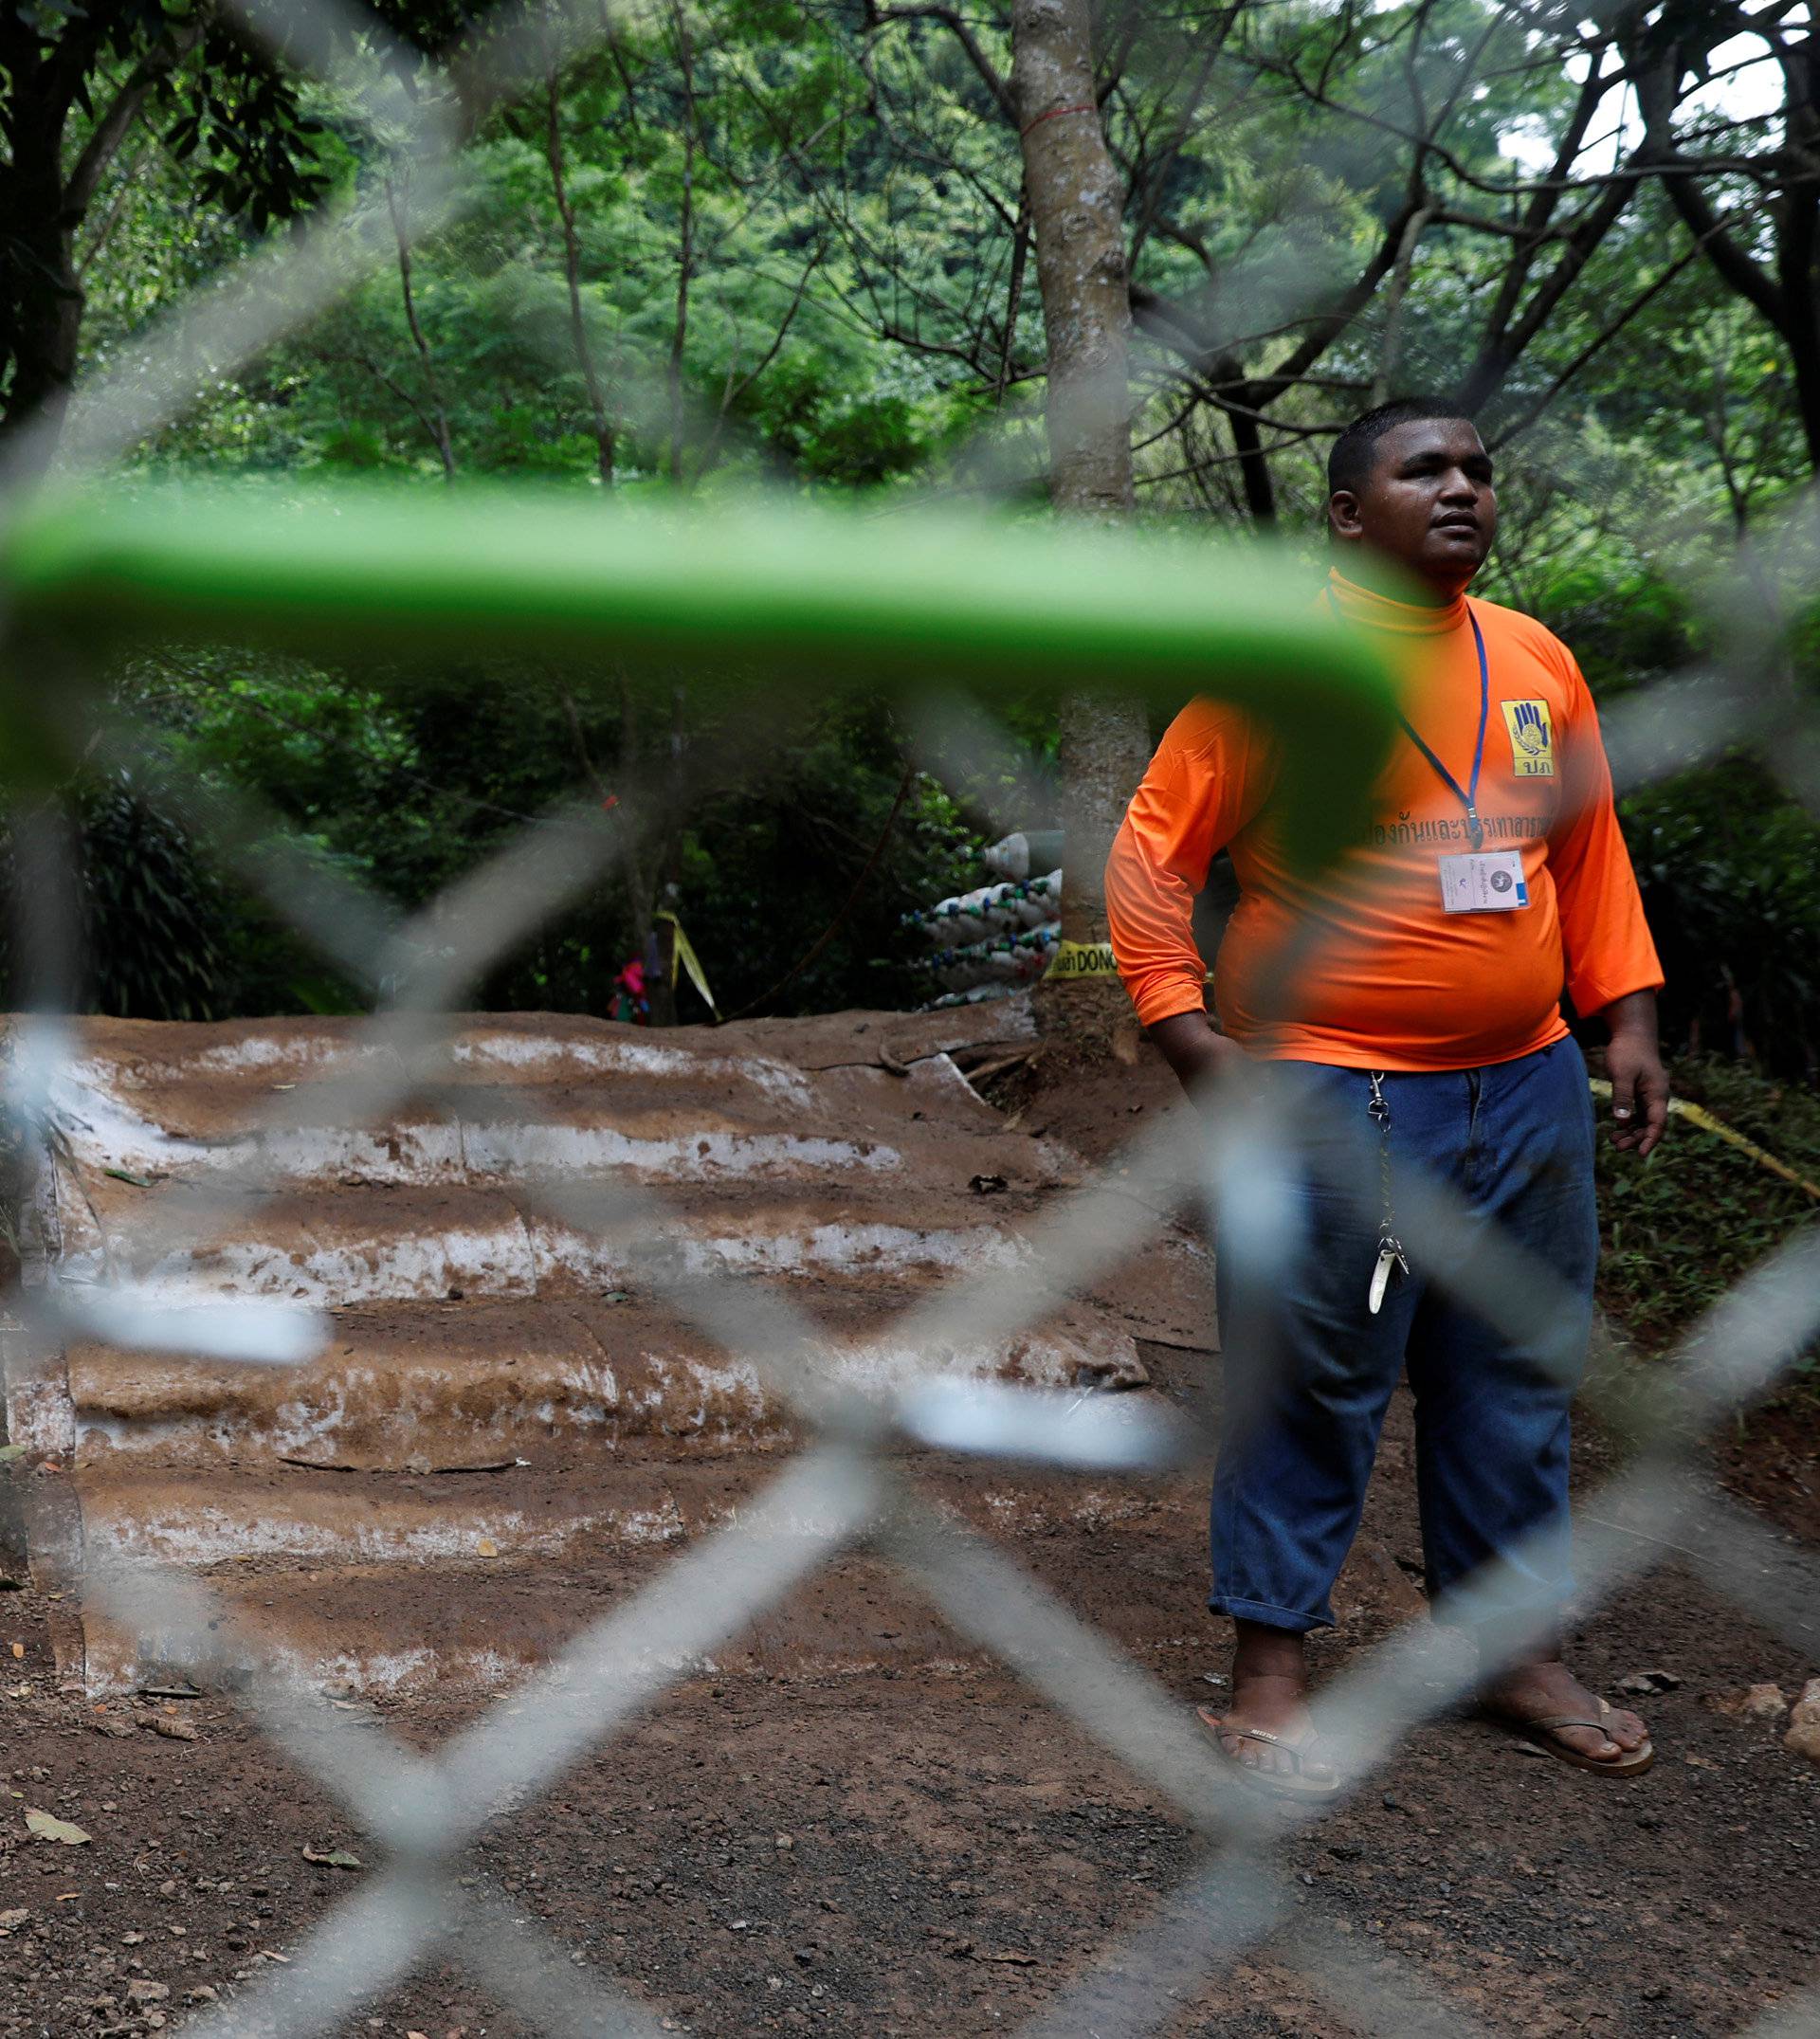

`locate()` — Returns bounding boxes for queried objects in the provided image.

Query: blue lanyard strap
[1395,607,1489,850]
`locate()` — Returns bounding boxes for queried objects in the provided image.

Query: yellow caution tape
[656,910,720,1020]
[1590,1077,1820,1201]
[1043,939,1120,982]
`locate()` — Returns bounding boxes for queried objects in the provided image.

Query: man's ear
[1328,490,1363,541]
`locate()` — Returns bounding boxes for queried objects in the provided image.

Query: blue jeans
[1210,1037,1599,1640]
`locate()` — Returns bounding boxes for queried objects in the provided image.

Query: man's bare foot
[1211,1621,1336,1784]
[1480,1656,1648,1763]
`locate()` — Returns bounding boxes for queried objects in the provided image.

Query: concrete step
[70,1454,1207,1697]
[64,1292,1154,1469]
[50,1178,1069,1307]
[56,1004,1034,1092]
[76,1547,999,1697]
[51,1027,1054,1193]
[75,1458,695,1568]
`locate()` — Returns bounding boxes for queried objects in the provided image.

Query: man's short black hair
[1328,396,1476,499]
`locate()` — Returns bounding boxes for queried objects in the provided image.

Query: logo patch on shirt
[1502,699,1555,776]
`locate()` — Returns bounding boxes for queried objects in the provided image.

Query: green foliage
[1524,538,1820,1080]
[75,766,227,1021]
[2,0,481,431]
[1595,1056,1820,1396]
[1622,763,1820,1077]
[677,701,977,1017]
[112,650,978,1022]
[0,764,226,1022]
[20,0,1819,1065]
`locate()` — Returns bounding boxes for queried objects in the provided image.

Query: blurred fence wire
[1,0,1820,2030]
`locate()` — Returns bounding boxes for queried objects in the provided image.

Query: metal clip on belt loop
[1366,1071,1409,1314]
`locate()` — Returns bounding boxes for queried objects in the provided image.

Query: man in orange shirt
[1106,398,1669,1793]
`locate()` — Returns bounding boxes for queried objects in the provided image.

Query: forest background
[5,0,1820,1064]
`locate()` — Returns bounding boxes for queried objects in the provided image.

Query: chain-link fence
[3,0,1820,2030]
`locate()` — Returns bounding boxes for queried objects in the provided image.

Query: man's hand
[1147,1010,1247,1102]
[1600,990,1668,1158]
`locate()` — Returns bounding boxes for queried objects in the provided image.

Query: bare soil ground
[2,1035,1816,2039]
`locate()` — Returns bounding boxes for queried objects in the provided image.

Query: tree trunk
[0,113,84,470]
[1778,165,1820,471]
[1223,396,1276,523]
[1012,0,1132,517]
[645,683,688,1027]
[0,22,199,468]
[667,1,697,487]
[1787,316,1820,472]
[1635,30,1820,473]
[1011,0,1152,1049]
[546,66,616,487]
[384,172,458,482]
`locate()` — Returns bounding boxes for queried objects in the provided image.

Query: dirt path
[4,1396,1817,2038]
[1,1027,1816,2036]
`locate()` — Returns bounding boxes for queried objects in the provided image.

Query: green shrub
[1594,1053,1820,1398]
[0,766,227,1022]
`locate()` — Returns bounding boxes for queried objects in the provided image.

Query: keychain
[1367,1071,1410,1314]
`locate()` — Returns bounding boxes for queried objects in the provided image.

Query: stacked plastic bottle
[904,833,1065,1008]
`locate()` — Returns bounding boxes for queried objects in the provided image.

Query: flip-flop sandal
[1491,1697,1655,1777]
[1195,1705,1343,1801]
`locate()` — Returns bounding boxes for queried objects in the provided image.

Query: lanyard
[1396,606,1489,850]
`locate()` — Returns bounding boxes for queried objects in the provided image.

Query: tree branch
[1487,247,1702,448]
[382,171,457,481]
[864,1,1015,121]
[65,23,202,218]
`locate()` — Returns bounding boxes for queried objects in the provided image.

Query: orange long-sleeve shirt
[1104,569,1664,1070]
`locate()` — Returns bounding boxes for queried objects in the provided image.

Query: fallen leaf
[54,1891,80,1902]
[143,1713,199,1742]
[9,1644,22,1659]
[301,1846,363,1869]
[476,1537,498,1557]
[102,1167,155,1188]
[25,1808,91,1845]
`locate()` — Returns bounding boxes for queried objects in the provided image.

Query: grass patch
[1594,1053,1820,1399]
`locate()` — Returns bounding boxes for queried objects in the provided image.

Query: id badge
[1438,849,1529,914]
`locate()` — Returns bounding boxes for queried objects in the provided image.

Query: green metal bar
[0,480,1399,871]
